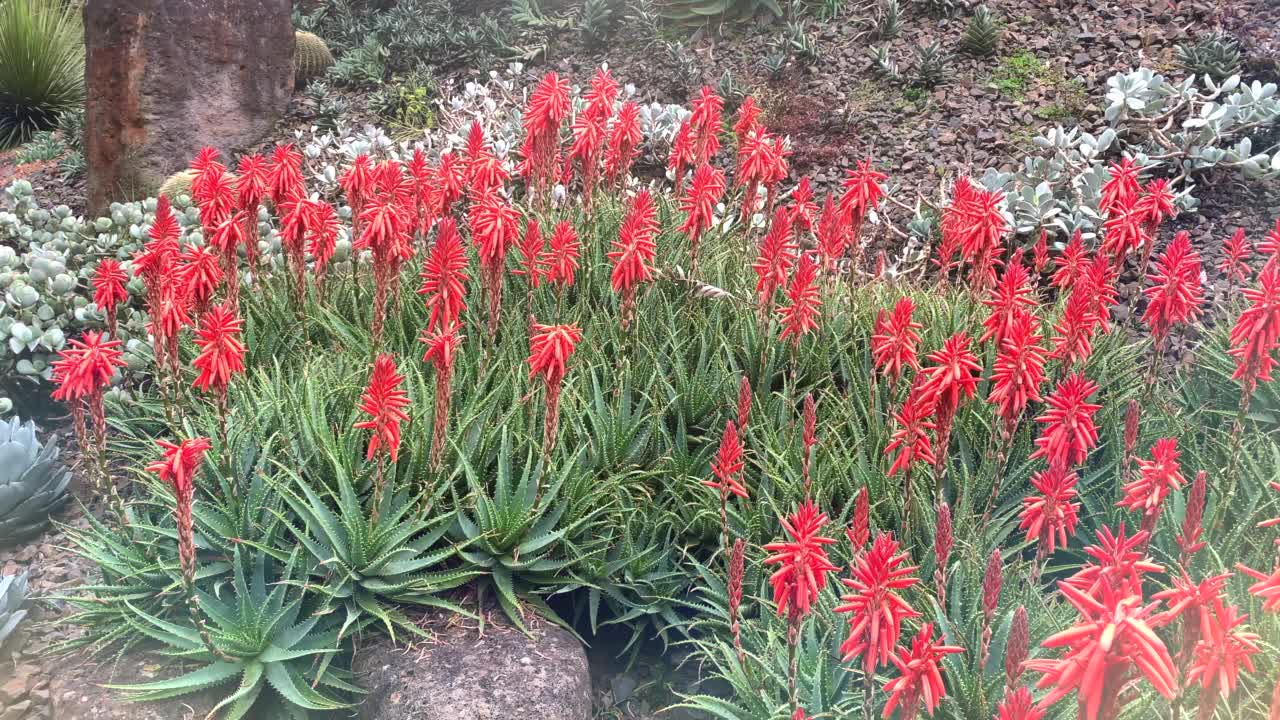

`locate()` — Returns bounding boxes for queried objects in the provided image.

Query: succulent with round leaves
[294,30,335,85]
[1176,32,1241,83]
[0,417,69,544]
[0,573,28,647]
[961,6,1000,57]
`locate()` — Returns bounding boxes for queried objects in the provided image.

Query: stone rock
[83,0,295,213]
[48,654,221,720]
[0,665,37,704]
[0,700,31,720]
[353,616,592,720]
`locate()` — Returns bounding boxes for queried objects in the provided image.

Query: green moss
[989,50,1045,98]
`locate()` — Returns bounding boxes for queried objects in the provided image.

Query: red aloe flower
[514,218,549,290]
[266,143,305,206]
[1051,231,1088,290]
[885,383,937,477]
[733,96,761,143]
[1019,466,1081,555]
[935,502,954,606]
[353,354,411,463]
[1027,583,1177,720]
[1261,219,1280,267]
[1049,282,1098,369]
[667,119,696,191]
[421,323,464,470]
[839,159,887,228]
[1229,262,1280,395]
[1100,202,1148,269]
[943,180,1008,292]
[735,127,776,222]
[1177,470,1208,562]
[787,178,817,234]
[463,121,510,194]
[736,376,752,431]
[918,333,981,465]
[417,217,469,334]
[191,303,245,394]
[1006,606,1031,691]
[1152,570,1231,664]
[189,146,225,202]
[1032,228,1050,275]
[1186,602,1260,718]
[1031,373,1101,471]
[752,208,798,312]
[528,322,582,451]
[981,254,1036,346]
[1063,524,1163,599]
[689,86,723,166]
[882,623,964,720]
[1143,231,1205,344]
[149,279,193,380]
[1220,228,1252,287]
[1100,157,1143,215]
[178,244,223,316]
[728,537,746,664]
[195,169,236,237]
[1118,438,1186,536]
[609,190,659,329]
[307,201,340,283]
[848,485,870,551]
[988,312,1048,436]
[815,195,847,273]
[521,71,571,196]
[469,189,521,339]
[763,499,838,619]
[340,154,376,246]
[234,152,268,271]
[546,221,580,288]
[1134,178,1176,230]
[604,101,643,189]
[871,297,923,383]
[836,532,921,670]
[1237,563,1280,611]
[1082,251,1119,334]
[92,259,129,334]
[705,419,748,499]
[778,252,822,345]
[994,686,1044,720]
[680,162,726,270]
[51,331,126,405]
[568,103,609,205]
[146,437,212,584]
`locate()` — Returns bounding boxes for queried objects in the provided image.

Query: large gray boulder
[82,0,295,214]
[353,616,593,720]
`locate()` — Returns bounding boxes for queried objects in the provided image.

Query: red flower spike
[340,154,376,214]
[1049,283,1097,369]
[1032,228,1050,275]
[752,208,797,307]
[941,179,1008,291]
[1134,178,1176,230]
[1006,606,1031,690]
[762,500,838,619]
[667,119,696,189]
[92,259,129,331]
[50,332,126,403]
[994,686,1044,720]
[1186,602,1260,713]
[1177,470,1208,560]
[178,244,223,313]
[778,252,822,344]
[704,420,748,499]
[415,218,469,334]
[736,375,752,431]
[514,218,549,289]
[988,312,1048,434]
[266,143,305,206]
[307,201,340,276]
[1143,231,1205,342]
[353,354,411,463]
[1220,228,1253,285]
[528,323,582,388]
[609,190,659,323]
[146,436,211,580]
[881,623,964,720]
[1051,231,1088,290]
[521,72,571,193]
[189,147,225,201]
[839,159,887,227]
[688,86,723,166]
[1100,157,1143,215]
[543,221,580,288]
[815,195,847,273]
[680,162,726,249]
[791,710,810,720]
[733,96,761,143]
[235,153,269,214]
[919,333,982,416]
[1031,373,1101,470]
[1118,438,1186,525]
[1018,466,1081,554]
[836,532,922,670]
[191,303,245,393]
[1029,582,1178,720]
[787,178,817,233]
[1229,262,1280,395]
[982,548,1003,618]
[463,121,510,194]
[848,485,870,550]
[885,382,937,477]
[1063,524,1163,599]
[981,254,1036,346]
[604,101,643,188]
[871,297,923,381]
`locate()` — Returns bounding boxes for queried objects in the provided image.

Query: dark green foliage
[579,0,618,45]
[874,0,902,40]
[657,0,783,24]
[960,5,1000,57]
[0,0,84,149]
[1177,32,1242,82]
[914,40,950,88]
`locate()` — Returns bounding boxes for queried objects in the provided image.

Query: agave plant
[276,466,476,641]
[108,549,359,719]
[0,573,28,647]
[452,434,606,632]
[0,416,70,545]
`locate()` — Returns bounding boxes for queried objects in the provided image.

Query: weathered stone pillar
[83,0,294,214]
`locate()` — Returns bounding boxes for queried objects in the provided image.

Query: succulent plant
[157,169,197,202]
[294,30,335,85]
[0,417,70,544]
[914,41,949,88]
[1177,32,1241,83]
[869,45,901,80]
[656,0,782,23]
[874,0,901,40]
[0,573,28,646]
[961,5,1000,57]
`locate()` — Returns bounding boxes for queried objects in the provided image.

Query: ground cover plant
[19,62,1280,720]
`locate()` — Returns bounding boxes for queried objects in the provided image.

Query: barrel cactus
[295,31,335,84]
[0,417,70,544]
[0,574,27,646]
[157,170,197,202]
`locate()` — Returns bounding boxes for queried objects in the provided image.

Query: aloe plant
[108,549,360,720]
[276,466,476,641]
[0,416,70,544]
